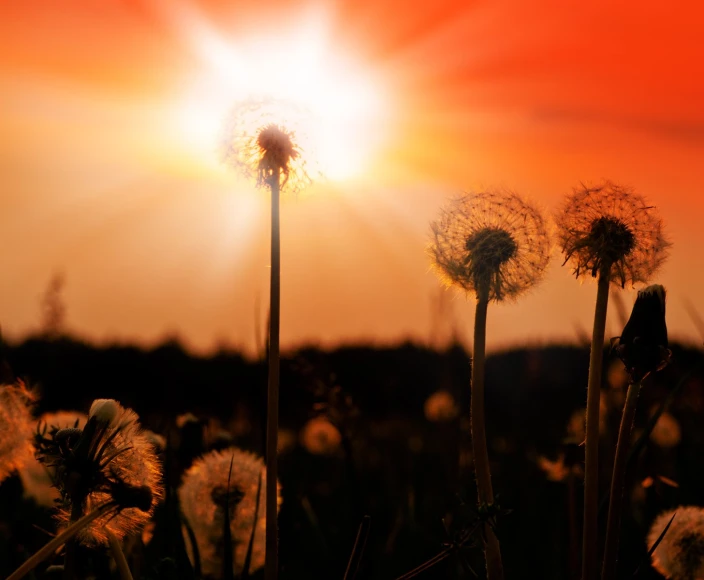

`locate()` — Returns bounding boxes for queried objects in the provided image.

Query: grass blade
[632,511,676,578]
[241,469,264,580]
[343,515,371,580]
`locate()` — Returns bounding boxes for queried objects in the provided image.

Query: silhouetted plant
[555,180,669,580]
[429,188,551,580]
[222,97,316,580]
[602,285,671,580]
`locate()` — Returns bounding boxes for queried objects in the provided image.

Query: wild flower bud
[614,284,671,383]
[88,398,119,426]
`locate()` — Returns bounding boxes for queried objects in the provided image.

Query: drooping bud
[615,284,671,383]
[89,399,119,426]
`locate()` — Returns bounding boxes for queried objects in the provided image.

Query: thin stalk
[601,379,643,580]
[107,528,134,580]
[265,170,281,580]
[582,270,610,580]
[471,290,504,580]
[62,495,85,580]
[7,501,118,580]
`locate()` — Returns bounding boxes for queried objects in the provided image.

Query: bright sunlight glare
[169,6,389,182]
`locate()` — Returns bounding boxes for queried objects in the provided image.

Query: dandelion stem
[582,270,610,580]
[62,495,85,580]
[107,528,134,580]
[7,501,118,580]
[601,378,643,580]
[265,170,281,580]
[471,290,504,580]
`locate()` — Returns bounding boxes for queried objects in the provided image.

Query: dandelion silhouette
[556,181,670,288]
[35,399,163,547]
[555,181,670,580]
[0,382,35,484]
[221,97,319,195]
[179,448,281,579]
[429,189,551,580]
[648,507,704,580]
[430,189,550,301]
[221,96,320,580]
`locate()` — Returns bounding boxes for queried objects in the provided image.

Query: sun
[169,6,389,183]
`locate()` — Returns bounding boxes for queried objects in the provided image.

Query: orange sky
[1,0,703,355]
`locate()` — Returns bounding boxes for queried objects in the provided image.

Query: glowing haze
[1,0,703,355]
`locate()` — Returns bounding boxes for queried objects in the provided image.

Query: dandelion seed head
[0,382,35,483]
[220,97,319,194]
[429,189,551,301]
[555,181,670,287]
[179,447,281,578]
[37,400,163,546]
[648,507,704,580]
[300,416,342,455]
[424,390,459,422]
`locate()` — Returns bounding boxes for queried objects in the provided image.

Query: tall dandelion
[555,180,669,580]
[647,507,704,580]
[429,189,551,580]
[179,448,281,579]
[0,382,35,484]
[222,97,317,580]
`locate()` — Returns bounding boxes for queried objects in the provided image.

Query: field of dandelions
[2,180,704,580]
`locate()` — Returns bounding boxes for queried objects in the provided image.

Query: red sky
[1,0,703,355]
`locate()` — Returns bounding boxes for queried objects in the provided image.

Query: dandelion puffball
[35,399,163,545]
[179,447,281,578]
[0,382,35,483]
[424,390,459,422]
[429,189,551,301]
[555,181,670,287]
[300,416,342,455]
[648,507,704,580]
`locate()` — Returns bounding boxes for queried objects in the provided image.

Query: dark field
[1,336,702,579]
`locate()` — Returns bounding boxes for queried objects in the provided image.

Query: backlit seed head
[0,382,35,483]
[648,507,704,580]
[429,189,551,301]
[555,181,670,287]
[36,399,163,546]
[179,447,281,578]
